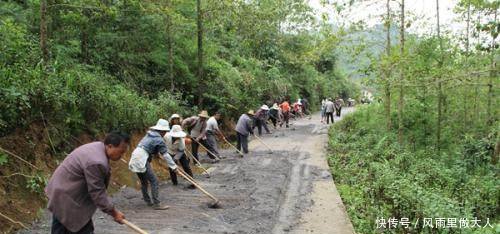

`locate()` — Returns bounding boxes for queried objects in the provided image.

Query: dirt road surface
[21,109,355,234]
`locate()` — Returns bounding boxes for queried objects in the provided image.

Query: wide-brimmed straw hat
[198,110,209,118]
[150,119,170,131]
[271,103,279,110]
[169,125,187,138]
[261,105,270,111]
[247,110,255,116]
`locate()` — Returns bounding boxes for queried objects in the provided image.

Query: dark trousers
[270,117,277,128]
[281,112,290,128]
[192,138,217,160]
[326,112,334,124]
[51,215,93,234]
[335,107,342,117]
[205,132,220,157]
[136,162,160,205]
[168,153,194,185]
[253,119,270,135]
[236,132,249,154]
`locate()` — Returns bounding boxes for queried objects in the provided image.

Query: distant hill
[334,24,399,83]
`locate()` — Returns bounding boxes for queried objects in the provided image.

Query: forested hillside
[328,0,499,233]
[0,0,359,232]
[0,0,497,233]
[1,0,357,136]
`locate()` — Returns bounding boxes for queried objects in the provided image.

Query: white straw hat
[261,105,270,110]
[150,119,170,131]
[169,125,187,138]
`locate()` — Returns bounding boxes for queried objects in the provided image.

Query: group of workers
[43,97,311,234]
[320,97,345,124]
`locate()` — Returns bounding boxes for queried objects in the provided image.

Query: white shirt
[206,116,219,133]
[164,133,186,160]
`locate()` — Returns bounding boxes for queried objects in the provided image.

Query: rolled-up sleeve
[84,163,114,215]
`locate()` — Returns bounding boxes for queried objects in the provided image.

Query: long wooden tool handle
[185,150,210,176]
[253,134,273,151]
[191,138,221,160]
[122,219,149,234]
[223,137,244,155]
[177,169,218,202]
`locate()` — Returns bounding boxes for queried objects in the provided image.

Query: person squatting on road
[235,110,255,155]
[324,98,335,124]
[164,124,195,189]
[253,105,271,135]
[45,131,129,234]
[182,110,219,163]
[129,119,178,210]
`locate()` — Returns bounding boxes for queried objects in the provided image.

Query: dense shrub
[328,105,499,233]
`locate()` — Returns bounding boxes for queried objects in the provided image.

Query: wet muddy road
[21,109,355,234]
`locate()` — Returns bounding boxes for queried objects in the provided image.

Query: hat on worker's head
[198,110,209,118]
[247,110,255,116]
[150,118,170,131]
[169,113,181,121]
[271,103,279,110]
[261,105,270,111]
[169,125,187,138]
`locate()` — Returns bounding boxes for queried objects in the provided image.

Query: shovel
[177,169,221,209]
[122,219,149,234]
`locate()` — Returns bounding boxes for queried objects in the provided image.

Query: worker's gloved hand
[112,209,125,224]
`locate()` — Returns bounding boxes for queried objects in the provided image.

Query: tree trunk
[385,0,392,131]
[436,0,443,154]
[487,9,497,126]
[463,1,471,130]
[167,0,175,92]
[398,0,405,144]
[473,12,481,121]
[197,0,204,107]
[40,0,49,63]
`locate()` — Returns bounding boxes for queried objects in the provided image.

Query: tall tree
[398,0,405,144]
[463,0,471,129]
[436,0,443,154]
[166,0,175,92]
[197,0,204,107]
[40,0,49,63]
[487,7,497,126]
[385,0,392,130]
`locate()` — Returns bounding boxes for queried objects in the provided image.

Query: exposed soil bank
[20,110,355,234]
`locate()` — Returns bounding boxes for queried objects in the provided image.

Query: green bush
[328,105,499,233]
